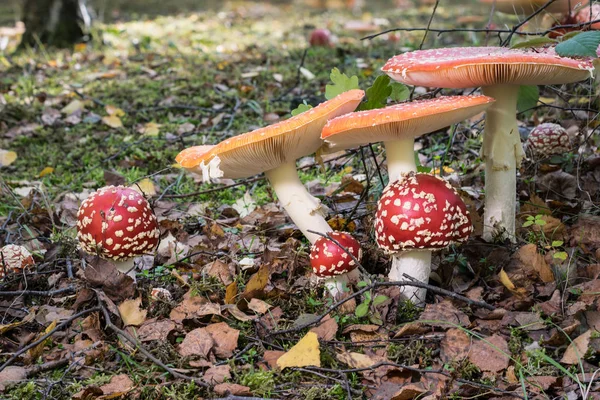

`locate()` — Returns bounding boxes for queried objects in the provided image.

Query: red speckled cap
[0,244,34,279]
[77,186,160,261]
[310,232,362,277]
[526,123,570,157]
[576,4,600,29]
[375,173,472,253]
[382,47,594,89]
[321,95,494,151]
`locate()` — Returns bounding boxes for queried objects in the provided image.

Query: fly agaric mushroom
[310,231,362,299]
[526,123,570,157]
[176,89,364,244]
[77,186,160,276]
[376,172,472,305]
[480,0,588,31]
[321,95,494,183]
[383,46,594,242]
[0,244,35,279]
[309,28,333,47]
[575,3,600,29]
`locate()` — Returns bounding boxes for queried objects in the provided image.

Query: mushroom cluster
[77,185,160,276]
[383,46,594,242]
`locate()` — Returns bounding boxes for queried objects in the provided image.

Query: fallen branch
[98,300,208,387]
[0,286,76,297]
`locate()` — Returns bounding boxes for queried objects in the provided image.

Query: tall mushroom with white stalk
[382,46,594,242]
[321,95,494,183]
[176,90,364,296]
[77,186,160,277]
[310,232,362,299]
[376,172,473,305]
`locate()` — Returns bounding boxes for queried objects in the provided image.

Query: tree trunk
[20,0,90,48]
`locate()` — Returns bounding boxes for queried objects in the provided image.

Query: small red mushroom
[375,173,472,304]
[526,123,570,158]
[310,231,362,298]
[0,244,35,279]
[309,28,332,47]
[77,185,160,275]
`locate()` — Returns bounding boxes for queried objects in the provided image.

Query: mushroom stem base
[324,268,360,299]
[266,161,332,244]
[384,139,417,185]
[114,258,137,281]
[388,250,432,306]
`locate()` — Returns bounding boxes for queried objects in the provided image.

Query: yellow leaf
[0,56,11,67]
[499,269,528,297]
[61,99,85,115]
[225,281,238,304]
[131,178,156,196]
[74,43,87,52]
[38,167,54,177]
[105,105,125,117]
[103,115,123,129]
[242,264,270,300]
[0,149,17,166]
[276,332,321,369]
[141,122,160,136]
[27,320,57,361]
[118,297,147,326]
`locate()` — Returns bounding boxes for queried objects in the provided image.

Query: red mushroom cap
[375,173,472,253]
[576,4,600,30]
[310,232,362,277]
[0,244,34,279]
[77,186,160,261]
[309,28,332,47]
[526,123,570,157]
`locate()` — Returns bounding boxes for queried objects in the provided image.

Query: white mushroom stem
[388,250,432,306]
[323,268,361,300]
[481,85,525,243]
[265,161,332,244]
[114,258,137,281]
[384,138,417,184]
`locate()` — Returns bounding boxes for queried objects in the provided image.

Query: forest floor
[1,1,600,399]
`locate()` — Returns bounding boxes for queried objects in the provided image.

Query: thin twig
[0,286,76,297]
[0,307,100,373]
[98,300,209,387]
[267,279,495,337]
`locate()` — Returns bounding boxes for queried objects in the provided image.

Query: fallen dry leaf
[276,331,321,369]
[468,334,510,372]
[205,322,239,358]
[309,314,338,341]
[263,350,286,369]
[61,99,85,115]
[137,318,176,342]
[27,320,57,362]
[336,350,376,369]
[118,297,147,326]
[440,328,471,362]
[242,264,270,300]
[225,281,238,304]
[102,115,123,128]
[499,269,528,297]
[204,365,231,385]
[247,298,272,315]
[561,329,592,364]
[0,366,27,391]
[214,383,252,397]
[99,374,134,396]
[0,149,17,166]
[178,327,214,358]
[131,178,156,196]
